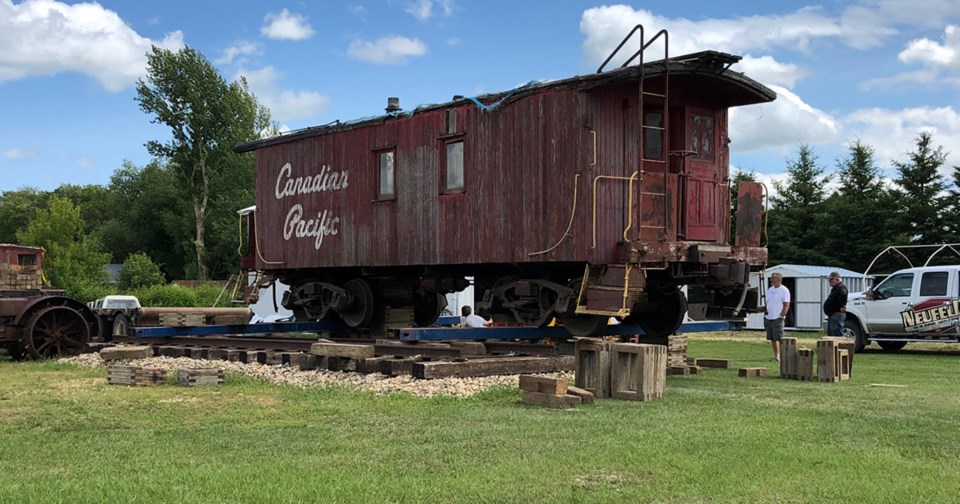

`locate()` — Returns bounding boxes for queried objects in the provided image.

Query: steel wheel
[413,292,447,327]
[340,278,376,328]
[635,287,687,339]
[23,304,92,359]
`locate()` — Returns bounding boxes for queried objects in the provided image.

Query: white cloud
[735,55,806,88]
[349,6,367,17]
[899,25,960,70]
[0,0,183,91]
[347,36,428,65]
[216,41,262,65]
[843,106,960,171]
[237,66,330,122]
[2,148,38,159]
[405,0,453,22]
[261,9,314,41]
[447,37,461,47]
[76,156,93,172]
[730,85,842,152]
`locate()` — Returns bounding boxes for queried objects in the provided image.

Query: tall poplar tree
[135,46,270,280]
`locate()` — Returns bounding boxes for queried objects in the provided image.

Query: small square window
[445,140,464,192]
[378,150,395,198]
[17,254,36,266]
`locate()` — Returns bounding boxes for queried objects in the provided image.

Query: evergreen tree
[767,145,831,265]
[890,131,949,245]
[820,140,900,272]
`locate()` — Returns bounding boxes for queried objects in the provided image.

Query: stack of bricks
[519,375,592,409]
[159,313,206,327]
[107,365,167,386]
[176,368,225,387]
[0,263,43,290]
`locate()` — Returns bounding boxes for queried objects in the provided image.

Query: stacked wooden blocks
[159,313,206,327]
[780,338,814,381]
[519,375,592,409]
[177,368,225,387]
[667,335,688,367]
[821,337,855,377]
[738,367,768,378]
[817,338,851,382]
[610,343,666,401]
[107,365,168,386]
[384,307,415,329]
[574,338,613,398]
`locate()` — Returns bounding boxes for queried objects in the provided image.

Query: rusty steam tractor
[0,245,98,359]
[235,27,774,339]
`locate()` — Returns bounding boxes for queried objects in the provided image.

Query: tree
[890,131,949,245]
[135,45,270,280]
[118,252,166,290]
[819,140,900,272]
[767,145,831,265]
[15,196,110,300]
[0,188,49,243]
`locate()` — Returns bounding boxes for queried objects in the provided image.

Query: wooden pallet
[177,367,225,387]
[107,365,167,386]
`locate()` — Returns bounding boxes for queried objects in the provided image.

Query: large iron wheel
[413,292,447,327]
[635,287,687,339]
[340,278,376,328]
[23,303,93,359]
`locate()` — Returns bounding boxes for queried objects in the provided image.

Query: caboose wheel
[23,303,93,359]
[340,278,376,328]
[413,292,446,327]
[558,278,608,337]
[632,287,687,339]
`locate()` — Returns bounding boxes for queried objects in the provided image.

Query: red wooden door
[684,108,721,242]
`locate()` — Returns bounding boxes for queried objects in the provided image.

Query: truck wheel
[877,340,907,352]
[112,314,132,338]
[844,319,865,353]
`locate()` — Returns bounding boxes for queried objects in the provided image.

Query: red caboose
[236,28,775,337]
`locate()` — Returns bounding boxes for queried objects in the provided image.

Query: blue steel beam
[134,321,343,338]
[396,321,730,341]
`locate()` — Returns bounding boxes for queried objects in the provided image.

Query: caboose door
[683,107,722,242]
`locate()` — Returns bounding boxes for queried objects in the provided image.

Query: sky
[1,0,959,193]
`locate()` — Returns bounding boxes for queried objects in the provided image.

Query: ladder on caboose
[597,25,672,247]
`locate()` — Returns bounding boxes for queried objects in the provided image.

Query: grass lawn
[2,332,959,503]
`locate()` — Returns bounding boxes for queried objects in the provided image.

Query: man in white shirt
[764,273,791,362]
[461,306,491,328]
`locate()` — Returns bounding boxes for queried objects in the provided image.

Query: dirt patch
[52,378,103,391]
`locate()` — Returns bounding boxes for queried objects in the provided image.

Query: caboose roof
[236,50,776,153]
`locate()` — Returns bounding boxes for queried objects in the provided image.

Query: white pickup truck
[845,264,960,351]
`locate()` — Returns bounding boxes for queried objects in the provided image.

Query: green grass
[2,333,959,503]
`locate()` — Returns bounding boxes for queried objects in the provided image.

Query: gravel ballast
[60,353,574,398]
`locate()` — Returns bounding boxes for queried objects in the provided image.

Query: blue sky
[1,0,959,193]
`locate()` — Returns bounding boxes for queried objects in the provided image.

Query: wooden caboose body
[237,33,775,337]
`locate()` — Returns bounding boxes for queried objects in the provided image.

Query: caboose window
[691,114,715,161]
[17,254,37,266]
[445,140,464,192]
[446,109,457,135]
[643,112,664,160]
[377,150,395,198]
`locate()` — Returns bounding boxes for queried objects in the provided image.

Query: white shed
[745,264,873,331]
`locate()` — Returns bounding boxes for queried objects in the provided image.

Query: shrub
[131,284,197,307]
[118,252,166,290]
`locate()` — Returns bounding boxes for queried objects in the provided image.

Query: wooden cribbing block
[447,341,486,355]
[100,345,154,361]
[610,343,666,401]
[107,365,167,386]
[688,365,703,375]
[379,356,428,377]
[574,338,613,398]
[780,338,798,379]
[159,313,206,327]
[412,355,574,379]
[176,368,225,387]
[309,342,374,359]
[817,339,840,383]
[566,386,595,404]
[695,358,730,369]
[668,366,691,376]
[134,368,168,386]
[796,349,814,381]
[212,314,250,325]
[838,349,851,381]
[518,375,568,395]
[822,337,855,376]
[738,367,768,378]
[520,390,581,409]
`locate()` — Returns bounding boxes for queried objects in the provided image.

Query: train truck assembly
[234,27,775,338]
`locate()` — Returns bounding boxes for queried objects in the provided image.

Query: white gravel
[59,353,574,398]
